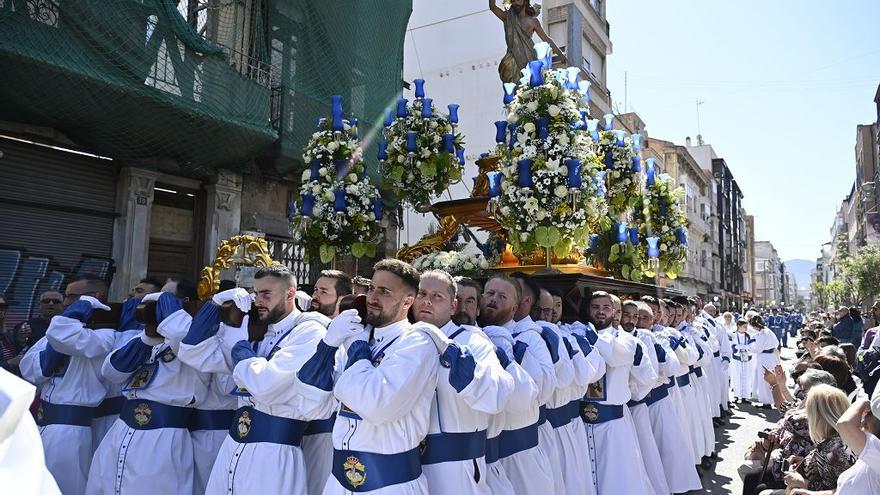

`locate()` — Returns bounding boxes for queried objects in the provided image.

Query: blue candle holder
[631,155,642,173]
[676,227,688,246]
[646,158,656,186]
[333,190,347,212]
[587,119,600,142]
[508,123,519,149]
[383,109,393,127]
[456,147,465,165]
[487,171,502,198]
[334,159,347,178]
[534,41,552,69]
[503,83,516,105]
[330,95,344,132]
[442,133,455,154]
[629,227,639,245]
[517,159,534,188]
[519,67,531,86]
[301,193,315,217]
[528,60,544,87]
[578,80,591,99]
[414,78,426,99]
[378,138,388,161]
[589,233,600,253]
[631,133,642,151]
[647,237,660,258]
[566,67,581,89]
[494,121,508,143]
[603,114,614,131]
[448,104,460,124]
[614,130,626,147]
[372,198,383,220]
[396,98,409,119]
[564,158,582,188]
[421,98,433,118]
[536,117,550,140]
[315,117,325,128]
[406,131,418,153]
[309,160,320,181]
[616,222,628,243]
[604,150,614,170]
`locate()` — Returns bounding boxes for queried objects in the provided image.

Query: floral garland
[291,116,382,263]
[596,128,640,216]
[491,65,606,258]
[412,250,490,278]
[585,216,647,282]
[634,174,688,278]
[380,84,465,208]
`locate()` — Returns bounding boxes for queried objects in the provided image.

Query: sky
[604,0,880,261]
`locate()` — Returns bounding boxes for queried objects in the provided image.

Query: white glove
[79,295,111,312]
[325,309,365,348]
[141,292,161,303]
[295,290,312,311]
[212,288,254,313]
[412,321,452,354]
[220,315,250,355]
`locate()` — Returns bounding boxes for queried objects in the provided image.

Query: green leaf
[546,227,561,247]
[553,238,572,258]
[610,243,620,255]
[351,243,366,258]
[666,271,677,280]
[419,162,437,178]
[365,243,377,258]
[621,265,631,279]
[319,244,336,264]
[608,251,619,263]
[534,226,550,247]
[390,166,405,181]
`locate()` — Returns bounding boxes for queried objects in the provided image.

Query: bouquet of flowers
[586,216,647,282]
[379,80,465,208]
[596,124,641,216]
[291,96,383,263]
[634,173,688,278]
[490,56,606,259]
[411,250,490,278]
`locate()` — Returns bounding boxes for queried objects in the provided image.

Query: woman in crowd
[811,399,880,494]
[849,307,864,348]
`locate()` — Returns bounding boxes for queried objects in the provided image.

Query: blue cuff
[696,344,705,360]
[182,302,222,345]
[231,340,257,367]
[442,344,476,393]
[344,340,372,370]
[39,343,68,377]
[297,341,338,391]
[633,344,644,366]
[539,327,560,364]
[61,300,94,323]
[562,338,576,359]
[653,343,667,363]
[109,337,153,373]
[585,328,599,346]
[722,356,730,363]
[494,347,511,369]
[156,292,183,323]
[573,334,593,356]
[512,341,529,364]
[117,297,143,332]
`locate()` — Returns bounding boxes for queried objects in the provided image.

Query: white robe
[628,329,667,495]
[87,310,208,495]
[422,321,513,495]
[669,324,702,464]
[20,316,116,495]
[750,328,779,405]
[729,332,754,400]
[91,328,142,449]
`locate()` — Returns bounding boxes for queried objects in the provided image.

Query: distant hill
[784,259,815,289]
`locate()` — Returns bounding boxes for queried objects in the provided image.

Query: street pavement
[686,345,797,494]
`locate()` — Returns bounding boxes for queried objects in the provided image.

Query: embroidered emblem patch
[343,456,366,488]
[159,348,176,363]
[237,410,252,439]
[582,403,599,422]
[36,403,44,424]
[133,403,152,426]
[586,376,606,400]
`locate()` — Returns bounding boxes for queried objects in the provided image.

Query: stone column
[110,167,162,301]
[203,170,243,264]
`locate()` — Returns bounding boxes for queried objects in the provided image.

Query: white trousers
[630,403,670,495]
[303,433,333,495]
[40,424,92,495]
[91,414,118,452]
[207,436,307,494]
[499,444,554,495]
[485,460,515,495]
[692,372,716,456]
[647,395,702,493]
[583,407,653,495]
[551,418,595,495]
[191,429,227,495]
[86,419,194,495]
[730,359,753,399]
[423,457,492,495]
[537,421,565,494]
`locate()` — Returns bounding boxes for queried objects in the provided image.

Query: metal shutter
[0,136,119,270]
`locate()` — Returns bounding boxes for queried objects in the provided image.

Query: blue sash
[332,447,421,492]
[675,374,691,387]
[713,351,721,358]
[646,384,670,407]
[485,436,500,464]
[498,422,539,458]
[537,405,547,426]
[762,349,775,354]
[228,406,306,446]
[627,396,648,408]
[188,409,235,431]
[579,402,624,424]
[305,414,336,435]
[94,396,125,418]
[120,399,192,430]
[37,401,94,427]
[420,430,487,464]
[545,404,573,428]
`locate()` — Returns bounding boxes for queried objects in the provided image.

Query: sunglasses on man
[41,298,63,304]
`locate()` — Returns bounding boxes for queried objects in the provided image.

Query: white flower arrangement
[380,91,466,208]
[596,129,640,215]
[291,117,382,263]
[635,174,688,278]
[412,250,490,277]
[491,65,607,258]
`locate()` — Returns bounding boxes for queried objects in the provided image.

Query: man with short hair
[478,274,552,495]
[531,288,554,323]
[160,277,198,302]
[194,265,336,495]
[549,290,563,324]
[411,270,513,494]
[310,270,352,318]
[14,290,63,349]
[298,259,444,494]
[127,277,162,301]
[20,275,116,495]
[583,291,651,495]
[452,277,481,326]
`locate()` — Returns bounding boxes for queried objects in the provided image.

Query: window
[701,250,707,268]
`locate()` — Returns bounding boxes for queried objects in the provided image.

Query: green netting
[0,0,411,173]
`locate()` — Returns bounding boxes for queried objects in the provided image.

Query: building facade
[754,240,783,307]
[711,157,746,309]
[743,214,756,304]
